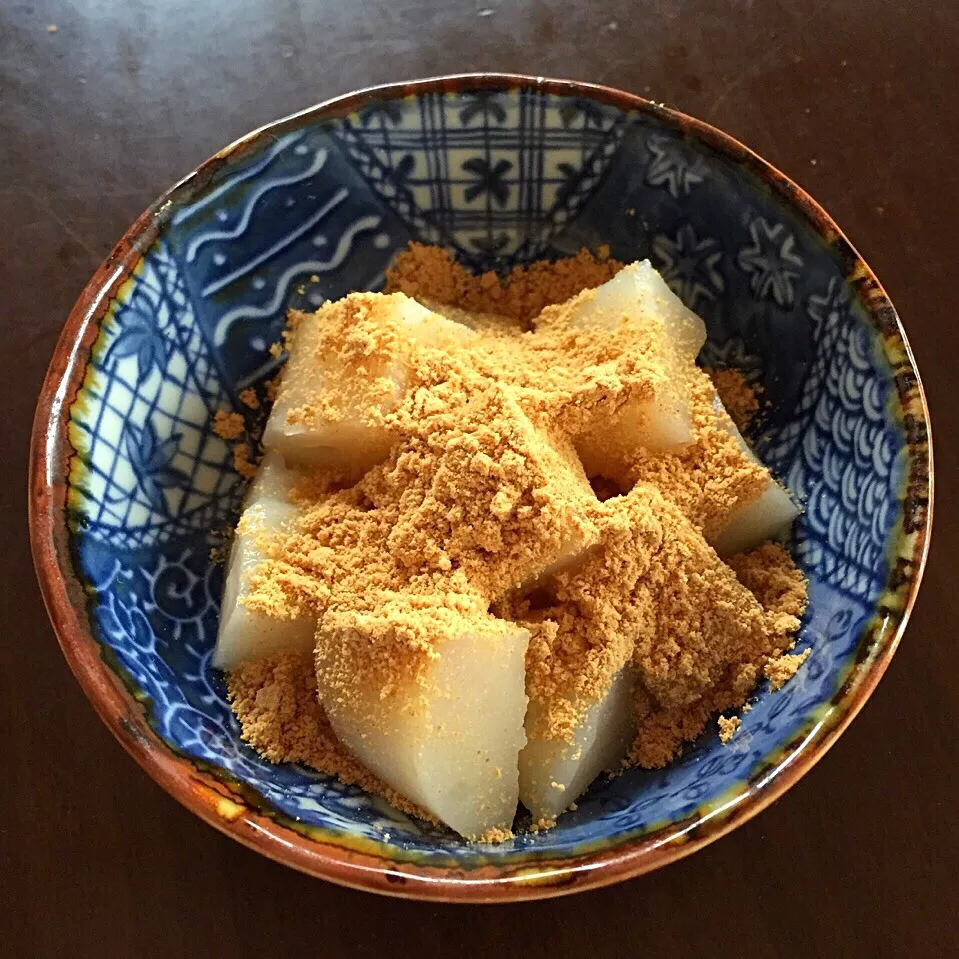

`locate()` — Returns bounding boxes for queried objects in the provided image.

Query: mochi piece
[262,293,475,477]
[712,483,800,557]
[708,396,799,556]
[214,452,315,670]
[561,260,707,462]
[564,260,707,361]
[316,603,529,839]
[519,667,636,821]
[417,296,516,335]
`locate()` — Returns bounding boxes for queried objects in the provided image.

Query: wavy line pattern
[171,133,303,225]
[211,214,382,344]
[201,188,348,297]
[185,149,329,262]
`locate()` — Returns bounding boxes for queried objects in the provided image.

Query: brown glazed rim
[29,74,933,902]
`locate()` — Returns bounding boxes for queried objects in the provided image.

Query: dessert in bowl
[30,75,931,900]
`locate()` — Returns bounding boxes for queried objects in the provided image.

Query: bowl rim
[29,72,933,902]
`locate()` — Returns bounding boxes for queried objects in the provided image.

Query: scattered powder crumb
[478,826,513,843]
[530,817,557,832]
[47,23,58,33]
[568,802,578,811]
[765,648,812,691]
[233,443,258,479]
[310,274,320,282]
[209,541,230,565]
[214,410,245,440]
[239,388,260,410]
[711,368,760,432]
[718,715,741,744]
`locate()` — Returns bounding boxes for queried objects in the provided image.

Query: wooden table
[4,1,955,955]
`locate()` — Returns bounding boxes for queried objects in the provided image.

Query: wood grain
[2,1,955,955]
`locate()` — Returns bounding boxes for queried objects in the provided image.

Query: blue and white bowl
[30,75,932,901]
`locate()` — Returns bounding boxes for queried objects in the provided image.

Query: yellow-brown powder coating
[213,410,245,440]
[629,542,807,767]
[718,715,741,743]
[711,368,760,432]
[502,486,802,751]
[317,593,496,708]
[728,542,809,642]
[624,369,769,539]
[765,648,812,691]
[239,387,260,410]
[385,242,624,325]
[630,667,760,768]
[279,297,417,435]
[227,244,808,822]
[243,382,603,704]
[227,652,438,824]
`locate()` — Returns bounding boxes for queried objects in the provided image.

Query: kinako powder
[224,243,808,834]
[711,368,761,433]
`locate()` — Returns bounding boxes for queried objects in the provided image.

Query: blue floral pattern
[644,132,707,197]
[652,223,724,309]
[63,87,910,868]
[736,216,804,308]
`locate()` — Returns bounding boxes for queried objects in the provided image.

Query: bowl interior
[56,80,926,879]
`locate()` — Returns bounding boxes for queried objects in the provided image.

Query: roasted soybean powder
[226,245,808,834]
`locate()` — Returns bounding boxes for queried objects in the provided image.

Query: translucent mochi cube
[712,483,799,556]
[519,667,636,821]
[263,294,474,478]
[316,606,529,839]
[708,397,799,556]
[214,452,315,670]
[416,296,516,335]
[561,261,708,463]
[565,260,707,362]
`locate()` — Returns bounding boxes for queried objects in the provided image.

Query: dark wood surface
[3,1,956,955]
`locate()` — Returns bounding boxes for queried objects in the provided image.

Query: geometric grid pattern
[333,90,625,271]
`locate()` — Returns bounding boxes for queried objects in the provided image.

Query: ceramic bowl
[30,75,932,901]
